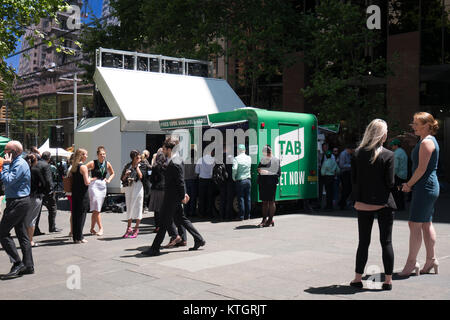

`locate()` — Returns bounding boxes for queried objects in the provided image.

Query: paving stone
[1,195,450,300]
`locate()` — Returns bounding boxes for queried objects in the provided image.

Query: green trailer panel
[208,108,318,203]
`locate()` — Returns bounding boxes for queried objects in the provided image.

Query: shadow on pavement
[234,225,261,230]
[35,239,73,247]
[304,285,380,295]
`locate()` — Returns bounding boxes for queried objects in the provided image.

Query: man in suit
[143,138,205,256]
[34,151,61,235]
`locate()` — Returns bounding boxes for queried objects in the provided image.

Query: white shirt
[195,154,215,179]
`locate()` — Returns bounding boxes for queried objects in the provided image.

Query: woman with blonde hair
[86,146,115,236]
[71,148,93,243]
[399,112,440,276]
[350,119,397,290]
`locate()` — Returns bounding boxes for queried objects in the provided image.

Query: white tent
[38,139,72,158]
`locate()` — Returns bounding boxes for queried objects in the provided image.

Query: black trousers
[339,171,352,209]
[198,178,214,217]
[35,192,57,232]
[143,178,151,209]
[355,207,394,275]
[219,181,235,220]
[393,176,406,210]
[72,194,88,241]
[167,220,187,242]
[151,201,203,252]
[0,197,33,267]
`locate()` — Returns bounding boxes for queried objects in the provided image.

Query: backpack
[212,163,228,186]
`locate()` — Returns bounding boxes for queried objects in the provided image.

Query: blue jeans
[236,179,251,219]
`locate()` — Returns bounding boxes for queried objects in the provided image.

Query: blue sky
[5,0,104,72]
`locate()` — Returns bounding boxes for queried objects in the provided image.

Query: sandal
[128,228,139,239]
[122,227,133,238]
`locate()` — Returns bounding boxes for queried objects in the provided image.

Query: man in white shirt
[195,150,215,218]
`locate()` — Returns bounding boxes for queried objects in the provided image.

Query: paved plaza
[0,195,449,300]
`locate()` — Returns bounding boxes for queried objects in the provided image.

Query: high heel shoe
[90,229,96,235]
[257,219,267,228]
[399,261,420,277]
[122,227,133,238]
[264,220,274,227]
[128,228,139,239]
[420,258,439,274]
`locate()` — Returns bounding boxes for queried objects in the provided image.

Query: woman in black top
[257,145,281,227]
[148,151,166,233]
[86,146,115,236]
[350,119,397,291]
[71,148,93,244]
[25,153,46,247]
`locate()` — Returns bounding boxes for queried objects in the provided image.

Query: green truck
[160,107,318,206]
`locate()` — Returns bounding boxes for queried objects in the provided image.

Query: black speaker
[49,125,65,148]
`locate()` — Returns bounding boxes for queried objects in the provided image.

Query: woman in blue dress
[399,112,440,276]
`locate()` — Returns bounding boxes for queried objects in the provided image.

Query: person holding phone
[0,141,34,279]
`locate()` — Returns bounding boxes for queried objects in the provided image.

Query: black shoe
[349,281,363,289]
[1,263,26,280]
[141,249,160,257]
[49,228,62,233]
[382,283,392,291]
[33,230,45,236]
[18,266,34,275]
[189,240,206,251]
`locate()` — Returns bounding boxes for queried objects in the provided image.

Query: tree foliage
[301,0,391,142]
[0,0,68,86]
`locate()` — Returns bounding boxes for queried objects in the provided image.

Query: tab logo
[274,127,304,167]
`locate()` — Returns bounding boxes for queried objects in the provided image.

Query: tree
[221,0,303,105]
[0,0,68,84]
[300,0,391,142]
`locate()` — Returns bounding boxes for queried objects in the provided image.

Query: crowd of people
[0,111,441,289]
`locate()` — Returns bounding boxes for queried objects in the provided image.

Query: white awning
[93,67,246,132]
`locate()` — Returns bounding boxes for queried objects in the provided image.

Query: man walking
[0,141,34,279]
[34,151,61,235]
[143,138,205,256]
[390,139,408,211]
[232,144,252,220]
